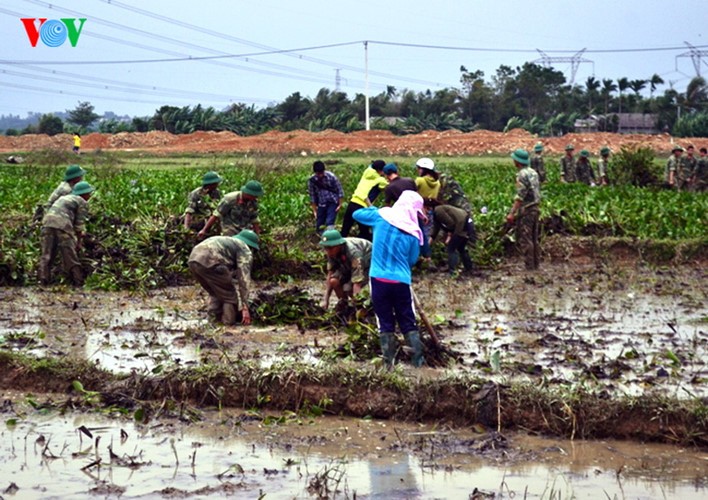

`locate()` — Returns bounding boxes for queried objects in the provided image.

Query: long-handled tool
[412,290,442,351]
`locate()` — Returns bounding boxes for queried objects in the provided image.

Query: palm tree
[684,76,707,111]
[617,77,629,115]
[601,79,617,115]
[649,73,664,99]
[585,76,600,112]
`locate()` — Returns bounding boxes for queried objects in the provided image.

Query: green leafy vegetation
[0,152,705,289]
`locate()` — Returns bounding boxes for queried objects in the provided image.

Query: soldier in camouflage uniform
[530,143,546,183]
[183,171,222,232]
[665,145,683,188]
[575,150,597,186]
[188,229,259,325]
[597,147,611,186]
[319,229,372,310]
[437,172,472,215]
[694,147,708,192]
[560,144,577,183]
[199,180,264,239]
[506,149,541,270]
[678,144,697,191]
[34,164,86,222]
[38,181,94,286]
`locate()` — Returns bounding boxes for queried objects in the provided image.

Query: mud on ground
[0,255,706,446]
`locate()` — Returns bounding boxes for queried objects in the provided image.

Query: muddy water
[0,409,706,499]
[2,262,704,398]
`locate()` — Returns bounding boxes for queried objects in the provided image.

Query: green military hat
[234,229,259,249]
[72,181,94,196]
[533,143,544,152]
[510,149,530,165]
[202,171,222,186]
[241,180,264,197]
[64,164,86,181]
[319,229,346,247]
[565,144,575,151]
[579,149,590,157]
[671,145,684,153]
[600,146,611,156]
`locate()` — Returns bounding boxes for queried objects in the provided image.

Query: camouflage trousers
[515,206,540,270]
[38,227,83,286]
[188,261,239,324]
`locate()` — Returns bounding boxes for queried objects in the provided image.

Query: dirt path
[1,129,702,156]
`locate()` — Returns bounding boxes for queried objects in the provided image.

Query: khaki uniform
[184,186,221,230]
[514,167,541,270]
[327,237,372,292]
[560,155,576,183]
[530,154,546,183]
[678,156,697,191]
[188,236,253,322]
[214,191,259,236]
[665,155,680,185]
[38,194,89,285]
[575,158,596,185]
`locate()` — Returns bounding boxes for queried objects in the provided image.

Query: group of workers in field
[36,142,705,367]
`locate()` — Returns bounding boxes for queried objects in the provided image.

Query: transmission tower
[533,48,594,85]
[335,68,341,91]
[676,42,708,77]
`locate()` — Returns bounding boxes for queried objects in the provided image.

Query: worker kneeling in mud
[319,229,371,311]
[188,229,259,326]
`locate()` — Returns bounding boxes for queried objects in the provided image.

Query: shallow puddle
[0,410,706,499]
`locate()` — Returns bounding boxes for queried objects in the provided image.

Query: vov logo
[21,18,87,47]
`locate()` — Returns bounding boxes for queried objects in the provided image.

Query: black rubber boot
[404,330,425,367]
[379,332,396,368]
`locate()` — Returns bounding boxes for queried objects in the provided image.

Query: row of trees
[6,63,708,137]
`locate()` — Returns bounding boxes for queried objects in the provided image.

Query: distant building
[574,113,658,134]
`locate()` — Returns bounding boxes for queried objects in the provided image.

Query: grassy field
[1,151,706,289]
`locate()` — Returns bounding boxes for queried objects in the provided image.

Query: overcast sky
[1,0,706,118]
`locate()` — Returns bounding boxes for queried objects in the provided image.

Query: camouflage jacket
[42,194,89,234]
[188,236,253,308]
[560,155,576,182]
[45,181,73,209]
[215,191,260,236]
[665,155,680,182]
[696,157,708,185]
[514,167,541,210]
[437,173,471,214]
[575,159,596,185]
[327,237,372,284]
[530,155,546,183]
[679,156,697,182]
[184,186,221,217]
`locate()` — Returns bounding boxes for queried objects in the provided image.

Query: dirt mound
[0,130,701,156]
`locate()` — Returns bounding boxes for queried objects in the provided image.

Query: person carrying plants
[383,163,417,205]
[188,229,259,326]
[198,180,264,239]
[72,133,81,154]
[34,164,87,222]
[598,147,611,186]
[308,160,344,235]
[575,150,596,186]
[429,200,476,277]
[184,171,223,232]
[506,149,541,271]
[38,181,95,286]
[353,190,427,368]
[560,144,577,183]
[665,145,683,188]
[340,160,388,241]
[530,143,546,183]
[319,229,371,311]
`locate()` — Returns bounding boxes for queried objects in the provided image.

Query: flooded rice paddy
[0,261,706,497]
